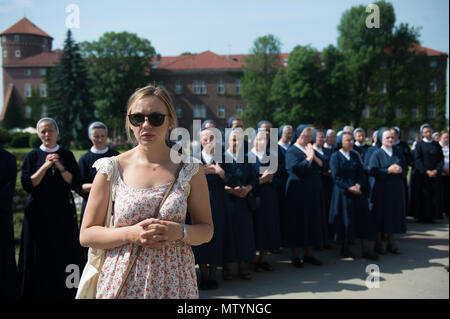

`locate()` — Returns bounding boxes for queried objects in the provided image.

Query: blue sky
[0,0,449,116]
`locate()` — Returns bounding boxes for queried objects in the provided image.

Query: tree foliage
[45,29,95,149]
[241,34,282,127]
[80,32,157,138]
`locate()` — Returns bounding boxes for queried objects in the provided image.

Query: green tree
[80,32,158,139]
[337,0,396,127]
[241,34,282,127]
[45,29,95,149]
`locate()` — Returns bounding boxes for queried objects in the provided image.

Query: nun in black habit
[274,125,293,248]
[369,129,408,254]
[285,125,325,268]
[0,148,20,298]
[77,122,119,265]
[410,124,444,222]
[192,126,230,290]
[220,128,257,280]
[329,133,377,259]
[19,118,82,298]
[248,128,281,271]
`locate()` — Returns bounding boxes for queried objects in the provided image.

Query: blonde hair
[125,84,178,144]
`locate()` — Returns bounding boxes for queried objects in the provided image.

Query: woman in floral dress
[79,85,213,299]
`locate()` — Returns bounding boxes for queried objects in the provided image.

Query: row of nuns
[0,118,119,299]
[190,118,449,290]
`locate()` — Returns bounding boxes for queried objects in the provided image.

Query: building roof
[152,51,290,71]
[409,43,448,56]
[0,17,53,39]
[4,50,61,67]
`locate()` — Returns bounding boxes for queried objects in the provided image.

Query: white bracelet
[180,223,187,241]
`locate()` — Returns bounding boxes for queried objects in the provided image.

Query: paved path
[198,217,449,299]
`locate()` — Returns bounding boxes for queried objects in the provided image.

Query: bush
[29,134,41,148]
[0,128,11,146]
[10,132,31,148]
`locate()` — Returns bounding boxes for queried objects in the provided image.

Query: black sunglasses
[128,112,167,127]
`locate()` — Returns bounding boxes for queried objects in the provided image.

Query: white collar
[339,149,351,160]
[250,148,265,161]
[201,150,214,164]
[439,141,448,149]
[90,146,109,154]
[40,144,60,153]
[324,143,333,149]
[355,141,364,147]
[225,150,239,162]
[381,146,393,157]
[313,146,324,155]
[278,140,290,151]
[422,138,432,143]
[294,142,307,154]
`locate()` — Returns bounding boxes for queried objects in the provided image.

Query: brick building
[0,18,59,128]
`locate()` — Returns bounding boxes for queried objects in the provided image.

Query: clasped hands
[387,164,403,175]
[128,218,180,249]
[348,184,362,195]
[426,169,438,178]
[225,185,252,198]
[43,153,65,172]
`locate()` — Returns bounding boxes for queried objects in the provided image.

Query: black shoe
[362,251,379,260]
[340,248,355,258]
[304,255,323,266]
[291,258,304,268]
[207,279,219,290]
[250,261,263,272]
[374,243,386,255]
[222,268,232,281]
[324,244,333,250]
[386,244,400,255]
[238,269,252,280]
[259,262,273,272]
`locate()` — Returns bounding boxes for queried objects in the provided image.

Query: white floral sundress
[93,157,199,299]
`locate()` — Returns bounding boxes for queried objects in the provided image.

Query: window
[1,37,6,43]
[235,80,241,94]
[217,105,225,119]
[25,106,31,119]
[25,69,31,77]
[175,104,183,119]
[14,35,19,43]
[377,105,385,118]
[3,50,7,58]
[43,38,48,45]
[40,84,47,97]
[235,104,243,115]
[156,81,164,88]
[25,84,32,97]
[378,80,386,93]
[41,104,47,117]
[429,79,438,92]
[395,107,402,118]
[15,49,21,58]
[193,81,207,95]
[175,80,182,95]
[411,107,419,119]
[427,104,436,119]
[362,105,370,119]
[40,69,46,76]
[193,105,207,118]
[217,80,225,95]
[430,60,438,68]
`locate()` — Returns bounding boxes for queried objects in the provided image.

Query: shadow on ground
[198,217,449,299]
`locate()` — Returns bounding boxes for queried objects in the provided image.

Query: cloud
[0,0,33,14]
